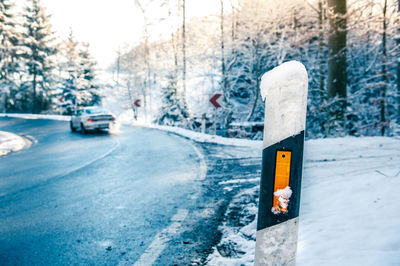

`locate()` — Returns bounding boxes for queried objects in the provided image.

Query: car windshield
[84,108,108,114]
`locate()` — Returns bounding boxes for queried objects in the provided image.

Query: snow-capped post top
[260,61,308,149]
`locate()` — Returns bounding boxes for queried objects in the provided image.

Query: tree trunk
[318,0,327,134]
[220,0,226,98]
[327,0,347,132]
[247,42,260,121]
[230,0,235,42]
[32,70,37,113]
[144,29,152,121]
[397,0,400,123]
[380,0,388,135]
[126,80,137,120]
[181,0,186,100]
[318,1,325,103]
[171,32,178,80]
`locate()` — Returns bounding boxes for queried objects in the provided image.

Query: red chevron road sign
[210,94,222,108]
[134,99,141,107]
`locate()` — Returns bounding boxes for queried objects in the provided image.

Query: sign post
[209,93,222,135]
[255,61,308,266]
[132,99,141,120]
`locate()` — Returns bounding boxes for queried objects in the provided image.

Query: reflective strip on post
[272,151,291,214]
[255,61,308,266]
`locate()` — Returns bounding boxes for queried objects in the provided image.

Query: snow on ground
[298,136,400,266]
[2,113,400,264]
[135,120,400,265]
[116,109,263,148]
[205,136,400,265]
[0,131,31,157]
[153,125,263,148]
[207,185,259,266]
[0,113,70,121]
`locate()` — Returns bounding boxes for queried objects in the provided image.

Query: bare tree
[220,0,226,96]
[181,0,186,101]
[134,0,156,121]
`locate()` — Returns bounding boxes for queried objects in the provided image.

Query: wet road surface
[0,117,261,265]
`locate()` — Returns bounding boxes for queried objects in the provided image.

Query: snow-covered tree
[20,0,57,113]
[77,43,102,107]
[58,31,79,114]
[113,0,400,138]
[58,32,102,114]
[0,0,20,112]
[157,75,190,126]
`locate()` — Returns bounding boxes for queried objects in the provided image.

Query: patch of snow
[0,113,70,121]
[260,61,308,148]
[152,125,262,148]
[207,186,259,266]
[0,131,31,157]
[230,121,264,127]
[271,186,292,215]
[219,177,260,185]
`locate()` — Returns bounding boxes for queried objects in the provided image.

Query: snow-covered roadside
[3,113,400,264]
[0,113,70,121]
[125,119,400,265]
[0,131,31,157]
[205,136,400,265]
[151,124,263,149]
[116,109,262,148]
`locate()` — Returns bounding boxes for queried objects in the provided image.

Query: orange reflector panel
[272,151,292,213]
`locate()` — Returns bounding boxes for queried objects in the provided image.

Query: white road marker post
[201,113,206,134]
[255,61,308,266]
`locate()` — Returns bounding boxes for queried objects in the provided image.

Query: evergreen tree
[157,75,190,127]
[20,0,57,113]
[58,31,79,114]
[0,0,20,112]
[59,34,101,114]
[76,42,102,107]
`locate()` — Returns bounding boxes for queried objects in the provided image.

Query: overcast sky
[41,0,221,70]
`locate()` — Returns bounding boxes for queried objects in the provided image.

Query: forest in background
[0,0,102,115]
[112,0,400,139]
[1,0,400,139]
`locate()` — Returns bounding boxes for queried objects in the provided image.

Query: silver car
[70,107,116,133]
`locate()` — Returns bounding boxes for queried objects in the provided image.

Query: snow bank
[0,131,31,157]
[0,113,70,121]
[153,125,263,149]
[261,61,308,148]
[207,136,400,265]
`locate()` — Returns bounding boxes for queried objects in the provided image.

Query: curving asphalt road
[0,117,209,265]
[0,117,262,265]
